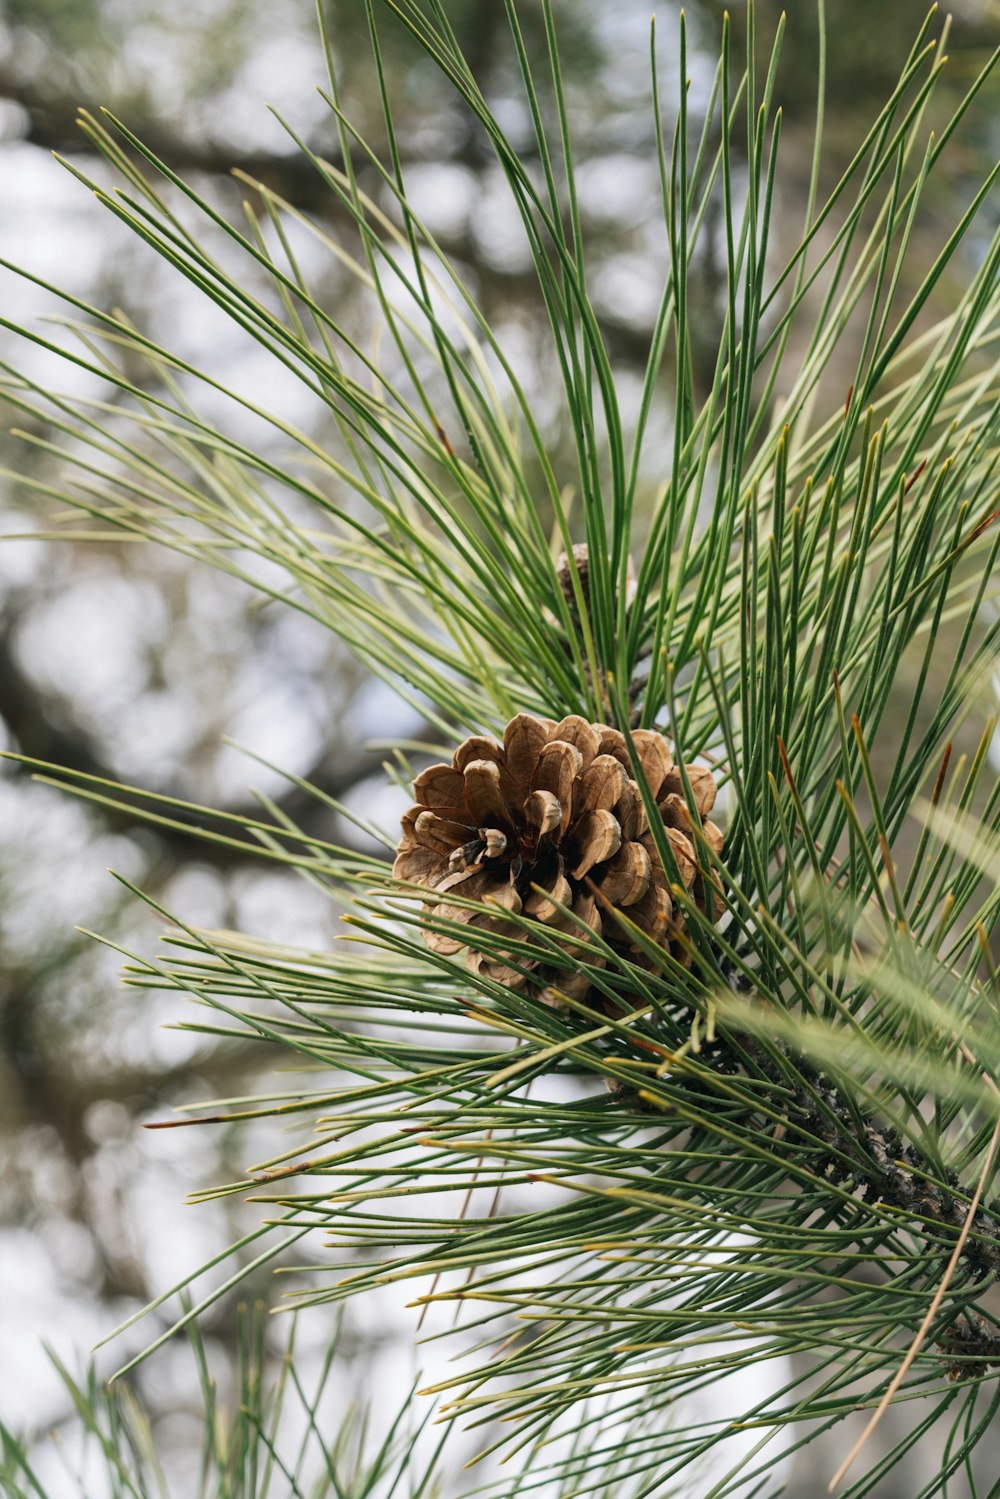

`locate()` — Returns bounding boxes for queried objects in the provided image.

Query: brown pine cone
[392,714,723,1007]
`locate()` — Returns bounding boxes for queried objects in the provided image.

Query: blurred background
[0,0,997,1492]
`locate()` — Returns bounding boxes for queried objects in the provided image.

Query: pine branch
[611,951,1000,1373]
[711,1026,1000,1282]
[4,1,1000,1491]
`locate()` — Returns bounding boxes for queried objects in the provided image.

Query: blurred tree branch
[0,603,392,864]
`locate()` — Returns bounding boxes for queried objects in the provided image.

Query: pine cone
[393,714,723,1008]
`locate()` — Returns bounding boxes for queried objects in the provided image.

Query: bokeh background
[0,0,997,1492]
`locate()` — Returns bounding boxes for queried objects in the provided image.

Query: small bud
[555,543,638,615]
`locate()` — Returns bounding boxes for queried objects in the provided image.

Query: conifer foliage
[3,2,1000,1493]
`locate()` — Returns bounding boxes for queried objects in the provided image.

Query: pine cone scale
[577,755,628,812]
[550,714,601,767]
[503,712,550,787]
[454,736,504,771]
[524,789,561,836]
[600,842,650,906]
[462,758,512,828]
[532,739,583,806]
[569,808,622,879]
[412,764,466,809]
[524,864,572,921]
[612,781,646,840]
